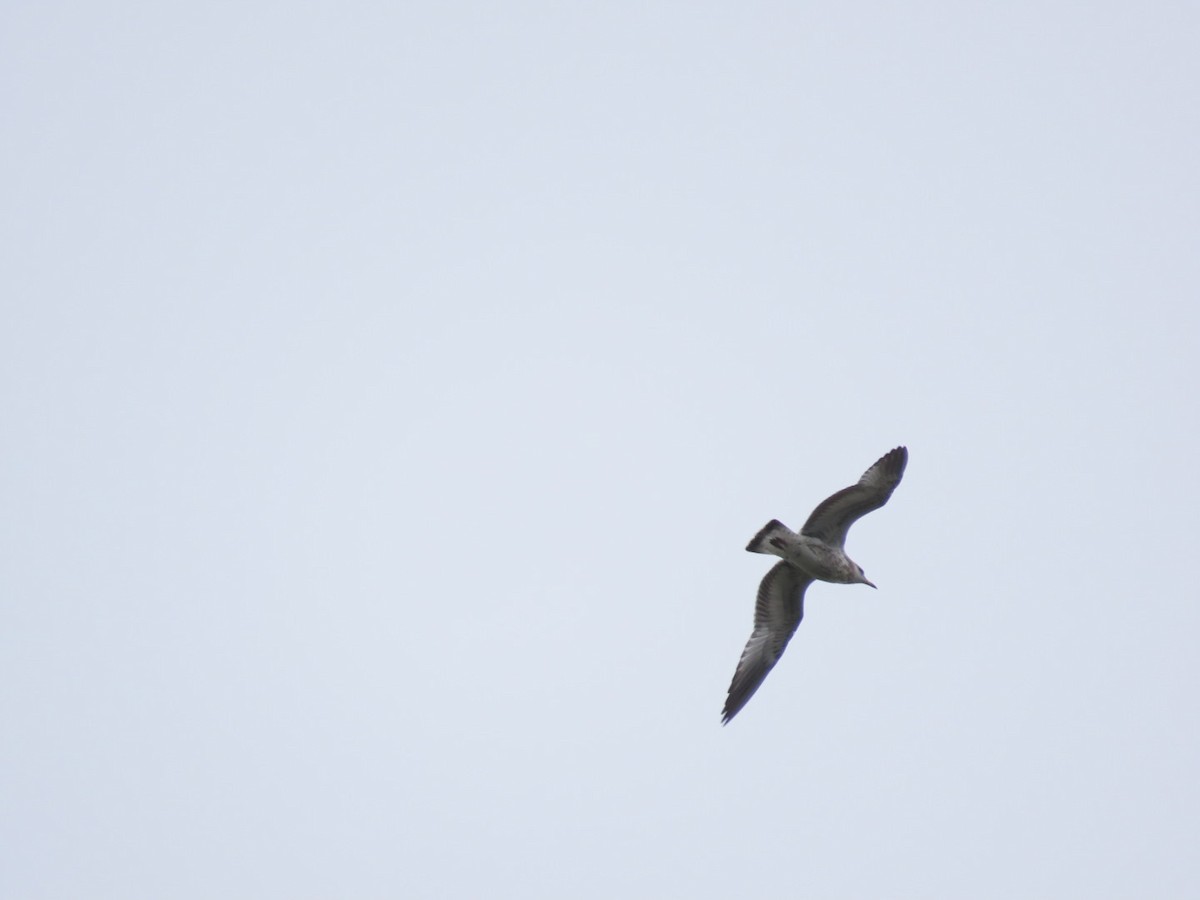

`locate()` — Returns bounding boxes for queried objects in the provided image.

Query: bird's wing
[722,562,812,724]
[800,446,908,548]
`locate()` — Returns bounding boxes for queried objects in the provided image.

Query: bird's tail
[745,519,795,555]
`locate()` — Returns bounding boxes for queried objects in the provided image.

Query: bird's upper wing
[799,446,908,548]
[722,562,812,724]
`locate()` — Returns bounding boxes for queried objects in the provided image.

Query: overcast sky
[3,2,1199,898]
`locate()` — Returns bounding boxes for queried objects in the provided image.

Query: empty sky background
[3,2,1199,897]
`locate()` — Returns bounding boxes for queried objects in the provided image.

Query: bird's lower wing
[722,562,811,724]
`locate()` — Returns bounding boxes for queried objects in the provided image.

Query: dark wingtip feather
[721,692,747,725]
[722,676,763,725]
[866,446,908,486]
[722,666,753,724]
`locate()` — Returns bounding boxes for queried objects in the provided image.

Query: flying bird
[722,446,908,724]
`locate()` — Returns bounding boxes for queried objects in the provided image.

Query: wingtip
[881,445,908,476]
[722,688,746,724]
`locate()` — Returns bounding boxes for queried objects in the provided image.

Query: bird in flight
[722,446,908,724]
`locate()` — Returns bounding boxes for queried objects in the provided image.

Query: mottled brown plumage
[722,447,907,724]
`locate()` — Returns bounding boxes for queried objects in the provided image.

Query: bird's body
[745,521,867,584]
[722,446,908,725]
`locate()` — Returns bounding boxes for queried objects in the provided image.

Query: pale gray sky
[3,2,1199,897]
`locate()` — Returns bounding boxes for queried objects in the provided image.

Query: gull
[722,446,908,725]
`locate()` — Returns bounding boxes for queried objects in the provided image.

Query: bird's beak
[864,579,877,589]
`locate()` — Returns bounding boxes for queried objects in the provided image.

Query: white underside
[768,532,860,584]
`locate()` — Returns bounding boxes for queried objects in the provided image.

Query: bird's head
[854,563,877,589]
